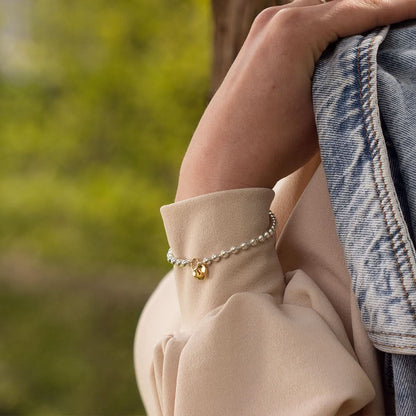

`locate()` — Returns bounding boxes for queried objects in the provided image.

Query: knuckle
[359,0,384,7]
[343,0,384,10]
[257,7,309,55]
[264,7,323,58]
[273,7,305,28]
[269,7,307,36]
[251,6,280,32]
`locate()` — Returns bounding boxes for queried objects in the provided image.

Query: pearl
[240,242,249,250]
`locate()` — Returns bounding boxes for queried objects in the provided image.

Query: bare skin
[175,0,416,202]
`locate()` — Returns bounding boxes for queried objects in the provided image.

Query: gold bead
[191,258,208,280]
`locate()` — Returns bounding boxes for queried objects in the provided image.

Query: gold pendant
[191,258,208,280]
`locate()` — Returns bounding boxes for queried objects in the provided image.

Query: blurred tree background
[0,0,211,414]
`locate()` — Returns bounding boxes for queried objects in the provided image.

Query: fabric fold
[135,186,378,415]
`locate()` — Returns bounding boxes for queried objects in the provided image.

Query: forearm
[175,142,278,202]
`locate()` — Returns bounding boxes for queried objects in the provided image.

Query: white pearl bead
[250,239,258,246]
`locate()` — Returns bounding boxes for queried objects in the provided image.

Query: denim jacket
[313,19,416,415]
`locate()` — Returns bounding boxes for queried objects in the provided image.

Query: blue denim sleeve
[312,19,416,415]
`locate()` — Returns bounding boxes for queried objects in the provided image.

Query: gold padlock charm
[191,258,208,280]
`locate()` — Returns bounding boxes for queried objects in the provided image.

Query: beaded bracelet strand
[167,210,277,280]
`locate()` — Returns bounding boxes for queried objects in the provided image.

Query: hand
[175,0,416,201]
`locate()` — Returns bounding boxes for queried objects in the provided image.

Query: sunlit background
[0,0,211,414]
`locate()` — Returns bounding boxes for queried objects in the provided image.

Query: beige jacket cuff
[160,188,284,329]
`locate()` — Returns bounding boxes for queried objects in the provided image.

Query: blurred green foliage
[0,0,210,271]
[0,0,211,414]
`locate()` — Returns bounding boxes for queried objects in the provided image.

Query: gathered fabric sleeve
[137,188,375,416]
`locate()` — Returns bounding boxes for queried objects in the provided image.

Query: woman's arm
[175,0,416,202]
[137,2,416,414]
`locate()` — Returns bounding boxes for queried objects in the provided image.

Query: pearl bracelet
[167,210,277,280]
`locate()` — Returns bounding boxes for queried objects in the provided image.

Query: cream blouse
[134,163,386,416]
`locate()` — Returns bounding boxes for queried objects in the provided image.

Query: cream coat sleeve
[135,188,376,416]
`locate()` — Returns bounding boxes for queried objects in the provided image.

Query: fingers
[322,0,416,41]
[253,0,416,64]
[246,0,415,78]
[259,0,416,40]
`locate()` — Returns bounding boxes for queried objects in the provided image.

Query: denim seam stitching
[369,330,416,338]
[357,33,416,325]
[373,341,416,350]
